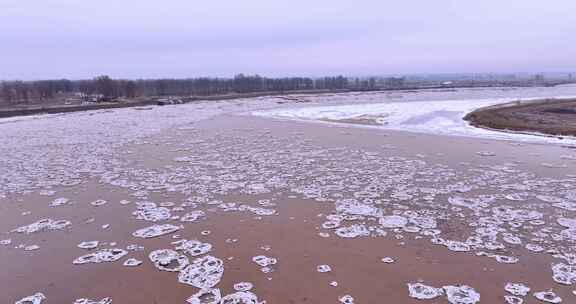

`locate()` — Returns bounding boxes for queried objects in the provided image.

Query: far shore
[0,83,566,120]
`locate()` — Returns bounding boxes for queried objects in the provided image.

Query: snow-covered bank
[252,96,576,145]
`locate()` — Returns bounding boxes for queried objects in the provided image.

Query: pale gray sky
[1,0,575,79]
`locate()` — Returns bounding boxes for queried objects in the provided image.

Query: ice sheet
[252,97,576,145]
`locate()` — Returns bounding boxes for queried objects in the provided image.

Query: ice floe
[338,295,354,304]
[186,288,221,304]
[381,257,395,264]
[123,258,143,267]
[407,283,444,300]
[73,248,128,265]
[533,290,562,303]
[78,241,99,250]
[49,197,69,207]
[316,265,332,273]
[180,210,206,222]
[132,224,181,238]
[73,298,112,304]
[149,249,189,272]
[504,295,524,304]
[12,218,71,234]
[234,282,254,292]
[173,239,212,256]
[15,293,46,304]
[178,255,224,289]
[90,199,108,207]
[505,282,530,296]
[551,262,576,285]
[220,291,263,304]
[443,285,480,304]
[133,203,171,222]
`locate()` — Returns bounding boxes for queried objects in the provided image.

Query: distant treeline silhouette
[1,74,398,104]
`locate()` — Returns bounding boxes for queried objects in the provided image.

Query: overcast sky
[1,0,576,80]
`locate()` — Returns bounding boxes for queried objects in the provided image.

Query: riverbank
[464,98,576,137]
[0,83,570,119]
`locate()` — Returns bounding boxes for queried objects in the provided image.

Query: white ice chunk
[379,215,408,228]
[132,224,180,238]
[234,282,254,292]
[173,239,212,256]
[443,285,480,304]
[178,255,224,289]
[15,293,46,304]
[186,288,221,304]
[78,241,99,250]
[73,248,128,265]
[123,258,143,267]
[533,290,562,303]
[316,265,332,273]
[149,249,189,272]
[73,298,112,304]
[407,283,444,300]
[505,283,530,296]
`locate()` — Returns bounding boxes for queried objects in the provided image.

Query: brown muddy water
[2,106,576,304]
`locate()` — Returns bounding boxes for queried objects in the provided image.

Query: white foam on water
[178,255,224,289]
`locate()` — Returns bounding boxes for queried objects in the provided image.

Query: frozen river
[253,85,576,145]
[3,85,576,304]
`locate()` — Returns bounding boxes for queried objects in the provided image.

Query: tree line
[1,74,378,105]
